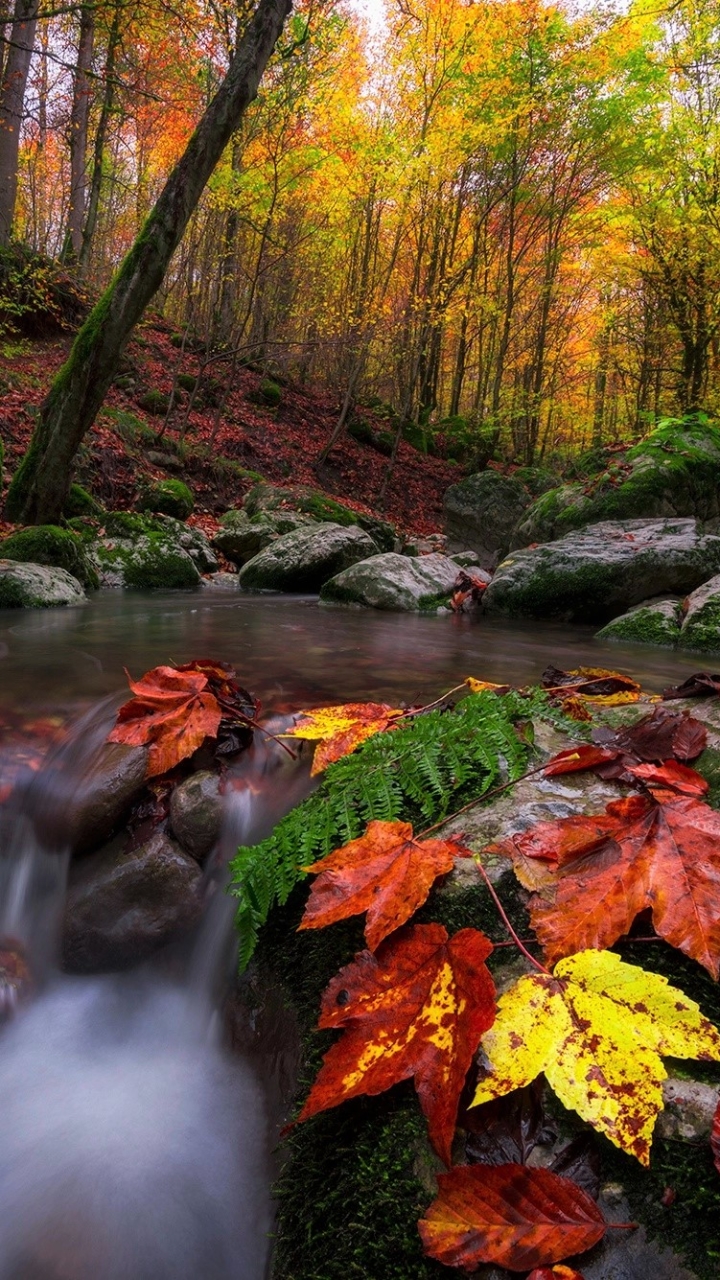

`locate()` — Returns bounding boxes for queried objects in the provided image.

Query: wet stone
[169,770,223,862]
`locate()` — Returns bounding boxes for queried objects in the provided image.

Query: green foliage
[249,378,282,407]
[0,244,89,340]
[176,372,197,393]
[0,524,98,589]
[230,689,562,969]
[103,408,157,448]
[137,479,194,519]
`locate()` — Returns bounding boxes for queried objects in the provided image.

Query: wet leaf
[526,1267,586,1280]
[471,950,720,1164]
[544,708,707,780]
[299,819,471,950]
[498,775,720,976]
[283,701,404,774]
[418,1163,606,1271]
[541,665,642,707]
[298,923,496,1166]
[712,1097,720,1178]
[466,676,512,695]
[108,664,222,777]
[460,1079,555,1166]
[549,1135,601,1202]
[663,672,720,700]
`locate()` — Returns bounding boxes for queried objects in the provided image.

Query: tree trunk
[7,0,292,523]
[62,3,95,262]
[78,0,121,275]
[0,0,38,244]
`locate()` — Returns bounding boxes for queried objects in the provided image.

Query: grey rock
[657,1076,720,1142]
[157,516,218,573]
[484,518,720,622]
[63,832,202,972]
[596,598,682,646]
[451,550,486,567]
[444,471,532,569]
[91,536,200,589]
[239,523,377,592]
[201,572,239,590]
[169,770,223,861]
[678,572,720,653]
[321,551,461,611]
[59,742,149,854]
[213,509,313,566]
[403,533,448,556]
[0,560,87,609]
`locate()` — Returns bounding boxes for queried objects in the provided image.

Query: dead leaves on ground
[544,705,707,781]
[299,819,472,950]
[297,923,496,1166]
[282,701,404,774]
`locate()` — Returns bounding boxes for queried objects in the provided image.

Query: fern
[230,688,577,968]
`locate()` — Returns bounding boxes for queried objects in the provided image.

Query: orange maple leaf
[108,664,222,777]
[299,819,472,950]
[497,764,720,976]
[298,923,496,1166]
[283,701,404,774]
[419,1164,605,1271]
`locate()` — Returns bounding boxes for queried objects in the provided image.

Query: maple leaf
[282,701,404,774]
[499,769,720,976]
[418,1164,605,1271]
[299,819,471,950]
[527,1267,586,1280]
[544,707,707,779]
[297,923,496,1166]
[108,664,222,777]
[541,665,642,707]
[471,950,720,1164]
[466,676,512,695]
[663,672,720,700]
[712,1097,720,1177]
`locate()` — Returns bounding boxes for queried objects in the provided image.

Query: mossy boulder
[596,599,683,646]
[248,378,282,408]
[137,479,194,520]
[89,511,212,589]
[238,524,377,592]
[137,389,170,416]
[679,574,720,653]
[0,524,98,589]
[212,509,313,566]
[443,470,534,569]
[63,483,103,519]
[321,552,461,611]
[514,416,720,547]
[243,483,396,551]
[483,518,720,623]
[0,560,86,608]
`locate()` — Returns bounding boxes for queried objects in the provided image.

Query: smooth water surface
[0,590,703,717]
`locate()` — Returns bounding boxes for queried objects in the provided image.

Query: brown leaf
[418,1164,606,1271]
[545,708,707,781]
[663,673,720,700]
[297,924,496,1166]
[460,1079,555,1167]
[299,819,470,950]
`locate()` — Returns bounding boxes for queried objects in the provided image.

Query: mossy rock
[679,573,720,653]
[514,415,720,546]
[443,470,533,569]
[104,409,157,448]
[248,379,282,408]
[92,534,200,590]
[596,599,682,646]
[63,483,103,519]
[0,524,98,589]
[137,479,194,520]
[176,373,197,393]
[0,560,87,608]
[243,484,396,551]
[137,389,170,416]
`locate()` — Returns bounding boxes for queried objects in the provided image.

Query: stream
[0,591,705,1279]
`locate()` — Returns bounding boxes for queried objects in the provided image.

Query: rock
[0,525,98,589]
[514,416,720,546]
[656,1076,720,1142]
[483,518,720,622]
[169,770,223,861]
[0,560,87,608]
[450,550,486,567]
[321,551,462,611]
[156,515,218,573]
[678,573,720,652]
[242,482,397,551]
[596,598,682,646]
[443,471,533,569]
[90,513,210,588]
[62,832,202,972]
[137,478,194,519]
[201,572,239,590]
[239,523,377,592]
[403,533,448,556]
[45,742,149,855]
[212,509,313,566]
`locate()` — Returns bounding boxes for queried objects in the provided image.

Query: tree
[0,0,38,242]
[7,0,292,523]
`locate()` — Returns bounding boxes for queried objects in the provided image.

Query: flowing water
[0,590,704,1277]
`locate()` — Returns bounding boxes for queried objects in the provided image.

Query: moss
[104,510,166,539]
[176,372,197,393]
[123,544,198,589]
[0,524,98,589]
[137,478,194,519]
[418,590,453,613]
[103,408,157,448]
[62,483,103,519]
[137,389,170,416]
[696,745,720,809]
[679,596,720,654]
[495,557,618,622]
[0,575,28,608]
[597,604,681,647]
[248,378,282,408]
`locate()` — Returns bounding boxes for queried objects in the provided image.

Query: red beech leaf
[297,923,496,1166]
[108,665,222,777]
[299,819,470,950]
[712,1098,720,1177]
[625,759,709,799]
[418,1164,606,1271]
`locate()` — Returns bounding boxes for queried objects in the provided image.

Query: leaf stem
[473,858,550,975]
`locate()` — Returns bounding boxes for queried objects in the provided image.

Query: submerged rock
[0,560,86,608]
[63,831,202,972]
[483,518,720,622]
[238,523,377,592]
[443,471,533,569]
[321,551,461,611]
[596,598,683,647]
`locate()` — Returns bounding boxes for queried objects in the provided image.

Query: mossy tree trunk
[7,0,292,525]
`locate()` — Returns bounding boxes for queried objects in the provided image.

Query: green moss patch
[137,479,194,519]
[597,602,682,646]
[63,483,103,519]
[0,524,98,588]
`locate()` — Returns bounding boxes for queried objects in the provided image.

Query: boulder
[514,416,720,546]
[212,509,313,566]
[62,832,202,972]
[89,513,214,588]
[443,471,532,569]
[30,741,149,855]
[483,518,720,622]
[0,524,98,588]
[677,573,720,652]
[0,560,86,608]
[596,598,682,647]
[242,482,397,551]
[238,523,377,592]
[169,770,223,861]
[321,551,461,611]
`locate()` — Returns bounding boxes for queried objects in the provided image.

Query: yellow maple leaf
[465,677,511,695]
[282,702,404,775]
[471,950,720,1165]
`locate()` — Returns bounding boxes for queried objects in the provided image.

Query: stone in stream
[596,597,683,647]
[677,572,720,652]
[212,509,314,567]
[169,770,223,862]
[321,550,465,611]
[443,470,535,570]
[238,523,377,592]
[62,831,203,972]
[27,741,149,855]
[483,518,720,622]
[0,560,87,608]
[89,512,217,589]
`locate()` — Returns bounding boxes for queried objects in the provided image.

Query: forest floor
[0,316,459,538]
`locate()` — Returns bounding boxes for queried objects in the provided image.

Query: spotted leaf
[282,701,404,774]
